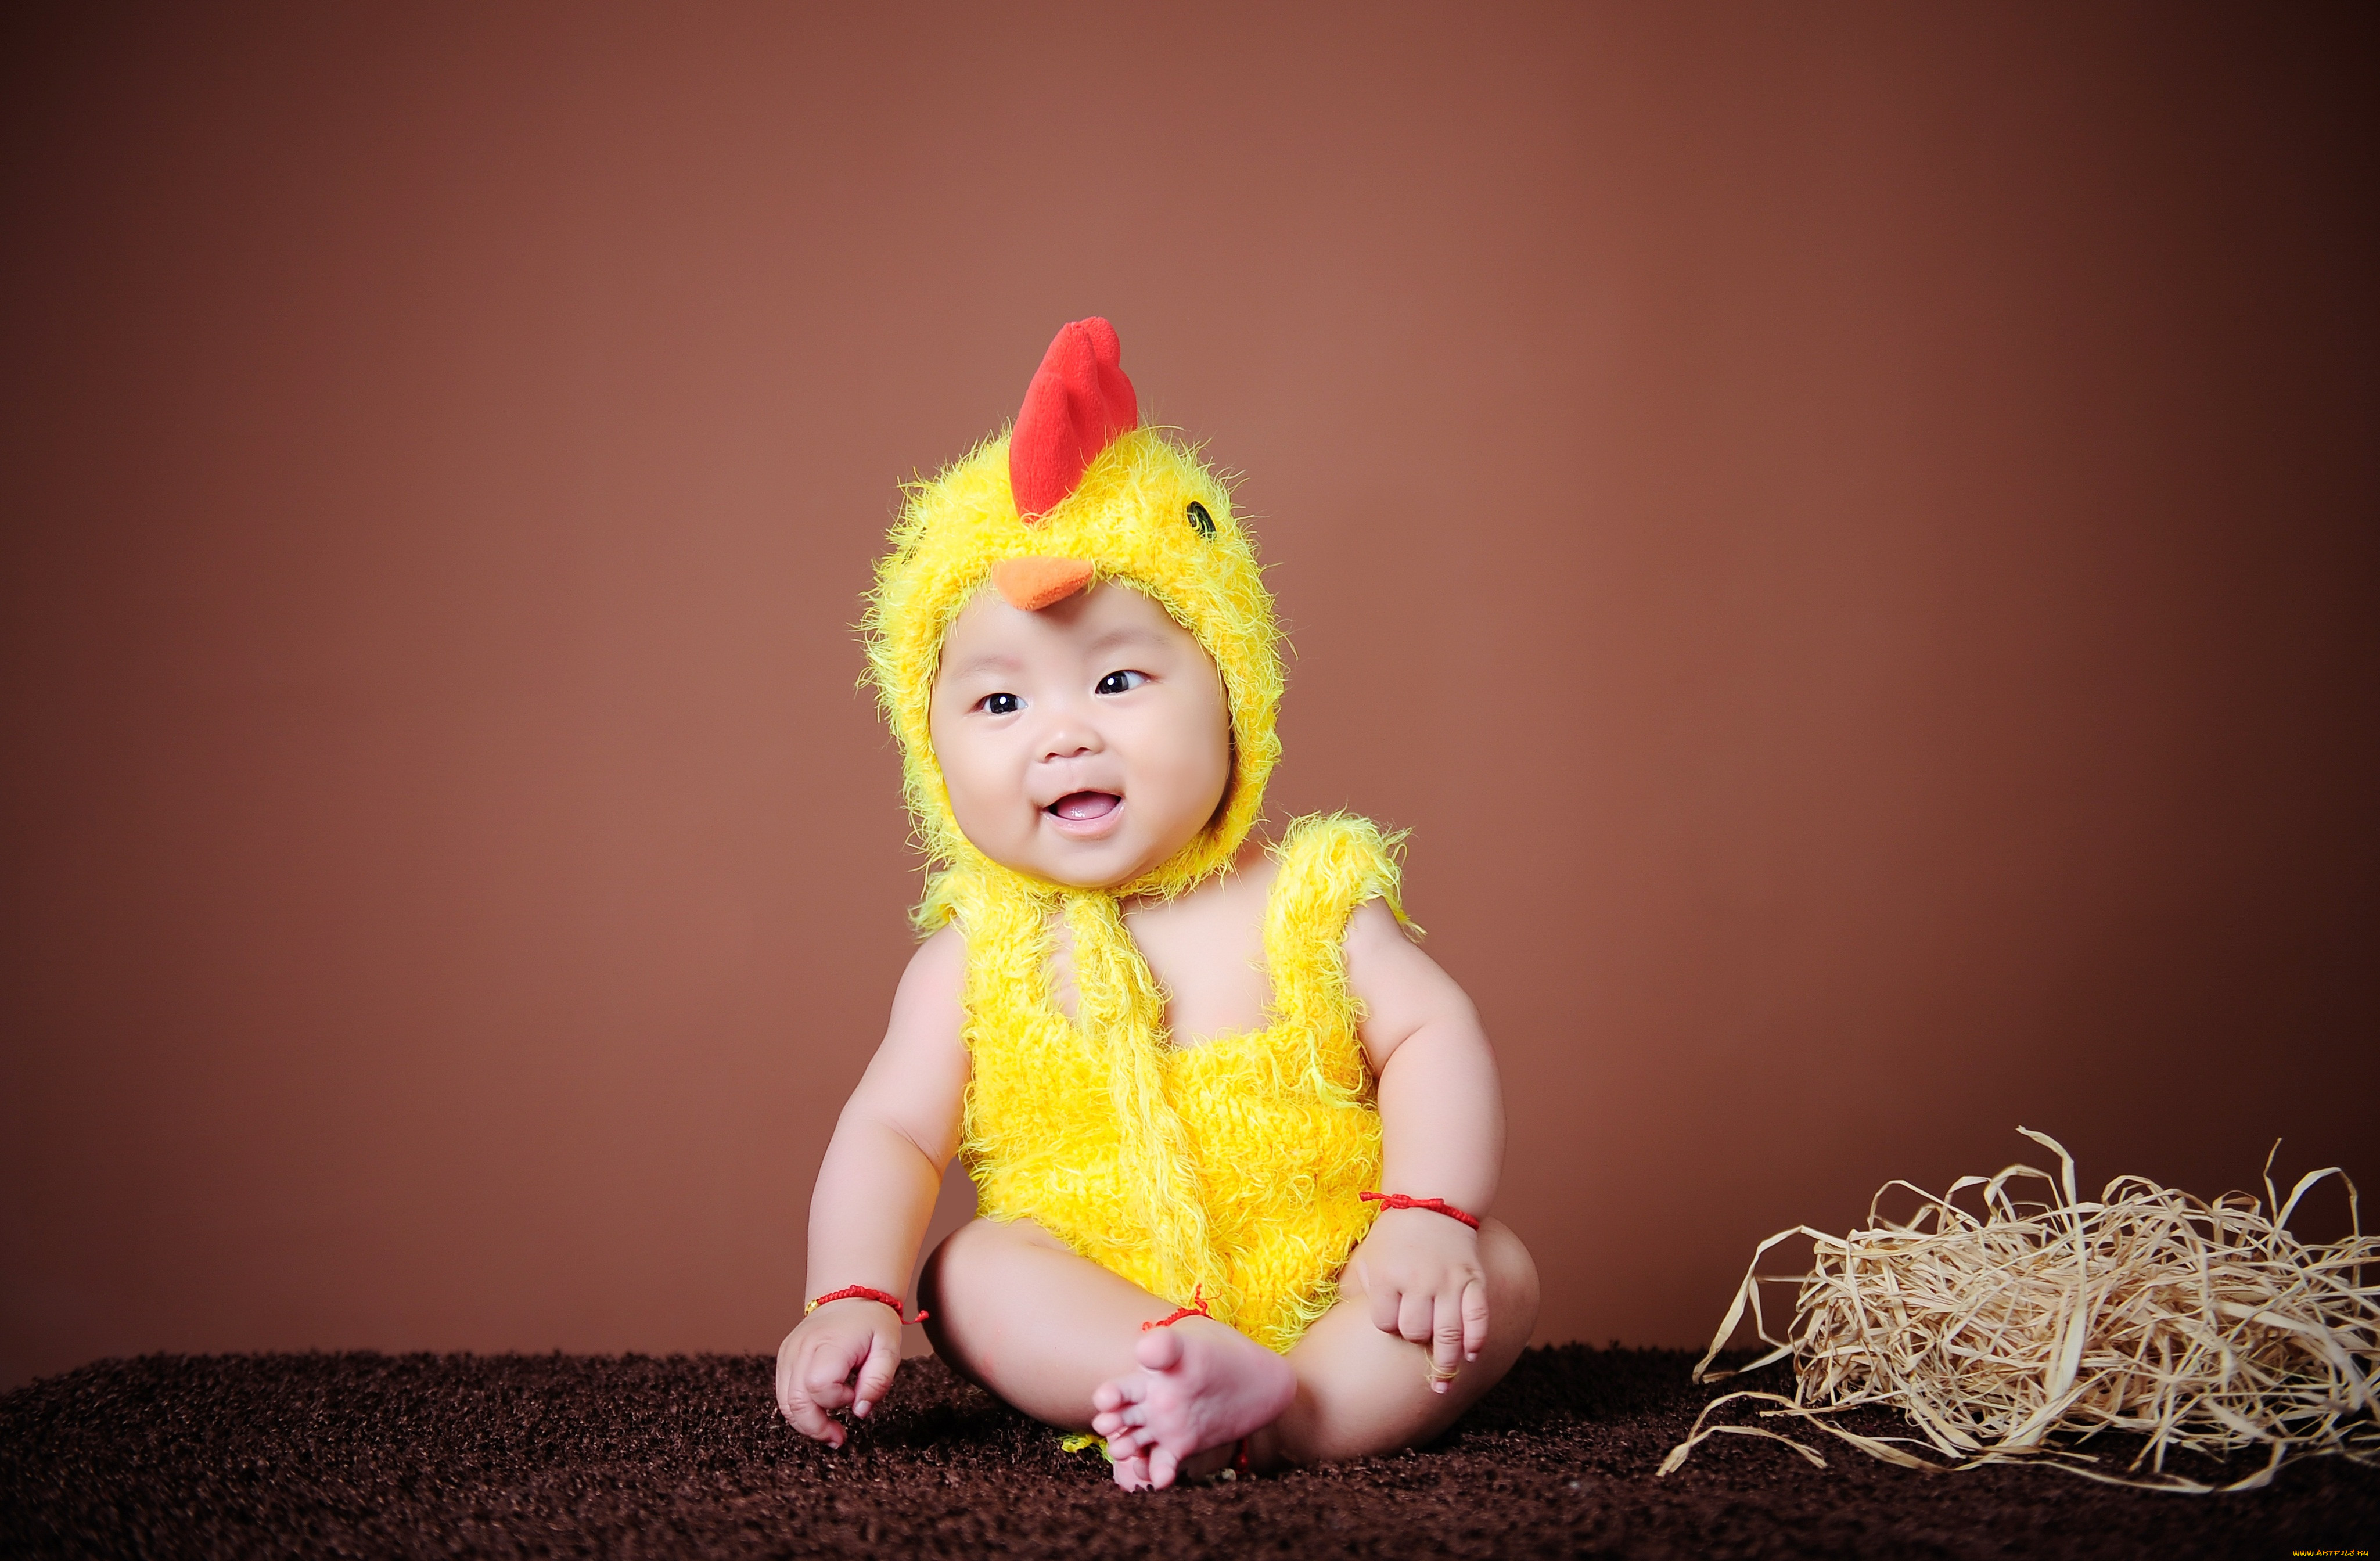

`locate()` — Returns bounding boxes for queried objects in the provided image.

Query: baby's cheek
[954,789,1018,854]
[1192,720,1234,825]
[935,762,999,848]
[943,751,1053,871]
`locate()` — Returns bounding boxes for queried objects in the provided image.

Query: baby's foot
[1090,1323,1296,1491]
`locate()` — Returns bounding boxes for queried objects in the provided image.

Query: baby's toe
[1134,1329,1185,1371]
[1146,1444,1181,1490]
[1095,1370,1150,1411]
[1110,1453,1153,1491]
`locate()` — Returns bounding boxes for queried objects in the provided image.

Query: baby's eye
[1095,670,1149,696]
[979,692,1021,715]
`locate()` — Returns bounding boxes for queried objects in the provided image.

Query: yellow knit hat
[861,319,1282,909]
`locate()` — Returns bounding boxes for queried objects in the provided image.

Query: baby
[775,319,1538,1490]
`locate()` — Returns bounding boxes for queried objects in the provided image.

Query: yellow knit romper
[952,814,1401,1354]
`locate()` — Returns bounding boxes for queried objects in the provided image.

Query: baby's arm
[774,924,968,1445]
[1344,901,1506,1389]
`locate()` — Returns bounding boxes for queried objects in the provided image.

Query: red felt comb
[1010,318,1138,522]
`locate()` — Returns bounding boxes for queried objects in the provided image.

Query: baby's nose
[1036,705,1104,761]
[1040,726,1099,761]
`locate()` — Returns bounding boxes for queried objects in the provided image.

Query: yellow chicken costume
[862,319,1403,1351]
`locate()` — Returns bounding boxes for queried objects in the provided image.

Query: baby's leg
[919,1217,1296,1490]
[1268,1218,1540,1466]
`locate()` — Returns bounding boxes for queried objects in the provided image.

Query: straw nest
[1658,1130,2379,1491]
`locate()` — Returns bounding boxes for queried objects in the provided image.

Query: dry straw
[1658,1129,2379,1492]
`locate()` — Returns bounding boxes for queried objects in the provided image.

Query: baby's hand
[1354,1208,1489,1392]
[775,1299,903,1447]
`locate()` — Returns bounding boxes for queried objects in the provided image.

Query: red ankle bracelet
[1142,1283,1211,1330]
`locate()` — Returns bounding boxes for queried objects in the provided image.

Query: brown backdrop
[4,3,2375,1391]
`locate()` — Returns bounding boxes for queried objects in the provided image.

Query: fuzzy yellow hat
[862,319,1282,907]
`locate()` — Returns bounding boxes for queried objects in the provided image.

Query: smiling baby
[774,319,1538,1490]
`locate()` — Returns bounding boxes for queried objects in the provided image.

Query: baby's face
[929,582,1232,890]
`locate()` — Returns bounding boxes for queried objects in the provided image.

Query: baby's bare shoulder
[849,924,968,1150]
[906,920,967,980]
[1343,897,1419,958]
[1344,900,1478,1067]
[882,924,966,1044]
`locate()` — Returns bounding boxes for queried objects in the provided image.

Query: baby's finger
[775,1344,799,1423]
[850,1330,899,1419]
[1430,1294,1466,1389]
[779,1370,843,1447]
[802,1337,861,1414]
[1397,1286,1434,1345]
[1461,1276,1491,1363]
[1365,1265,1403,1337]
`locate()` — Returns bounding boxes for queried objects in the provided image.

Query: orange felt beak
[993,557,1095,612]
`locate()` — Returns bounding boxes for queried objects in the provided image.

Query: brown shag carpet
[3,1347,2374,1558]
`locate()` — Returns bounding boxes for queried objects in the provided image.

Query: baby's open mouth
[1048,791,1121,822]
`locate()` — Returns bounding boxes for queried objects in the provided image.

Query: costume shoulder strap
[933,859,1049,1024]
[1263,812,1410,1098]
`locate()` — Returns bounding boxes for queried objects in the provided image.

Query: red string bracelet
[1361,1191,1482,1229]
[1142,1283,1211,1331]
[806,1285,928,1324]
